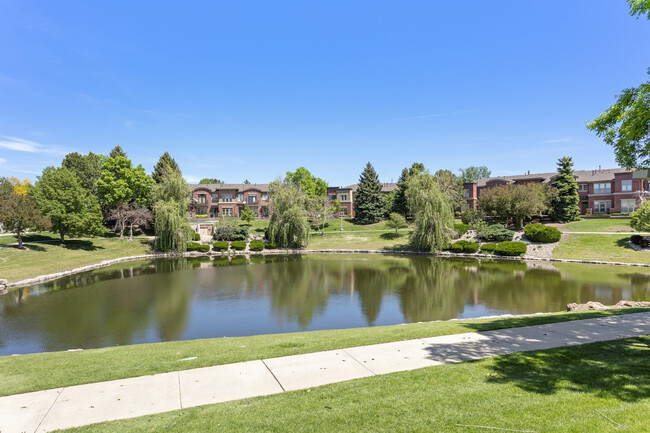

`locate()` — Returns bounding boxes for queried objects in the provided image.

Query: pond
[1,254,649,355]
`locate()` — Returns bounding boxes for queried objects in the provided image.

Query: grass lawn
[308,230,413,250]
[1,309,645,397]
[0,231,61,245]
[0,238,153,282]
[560,218,632,233]
[554,233,650,264]
[61,335,650,433]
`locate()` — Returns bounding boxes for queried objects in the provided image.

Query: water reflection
[1,254,649,355]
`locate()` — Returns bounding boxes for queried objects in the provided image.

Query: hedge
[186,242,201,251]
[480,242,497,253]
[264,242,277,249]
[213,226,249,242]
[231,241,247,251]
[192,232,201,241]
[453,223,469,238]
[212,241,229,252]
[524,223,561,243]
[495,241,527,256]
[450,242,465,253]
[249,240,264,251]
[463,242,479,253]
[196,244,210,253]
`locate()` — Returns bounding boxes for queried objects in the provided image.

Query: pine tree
[392,163,426,217]
[551,156,581,222]
[354,162,384,224]
[152,152,181,183]
[109,146,126,158]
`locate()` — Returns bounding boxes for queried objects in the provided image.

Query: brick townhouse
[326,183,397,218]
[190,183,270,217]
[462,168,645,214]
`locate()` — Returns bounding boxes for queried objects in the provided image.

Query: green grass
[0,231,61,245]
[554,233,650,264]
[560,218,632,232]
[0,238,153,282]
[60,335,650,433]
[313,218,414,233]
[307,230,413,250]
[1,309,645,397]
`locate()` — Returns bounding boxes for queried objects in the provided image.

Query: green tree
[0,193,51,248]
[406,172,454,251]
[629,0,650,19]
[459,166,491,183]
[385,213,408,237]
[267,179,310,248]
[392,163,426,217]
[152,152,181,184]
[330,199,343,231]
[478,183,549,228]
[198,178,223,184]
[244,179,251,184]
[30,166,105,242]
[551,156,580,222]
[354,162,384,224]
[285,167,327,198]
[109,145,126,158]
[97,154,154,217]
[0,177,13,200]
[240,207,255,225]
[434,169,464,208]
[630,201,650,231]
[62,152,103,195]
[150,170,193,252]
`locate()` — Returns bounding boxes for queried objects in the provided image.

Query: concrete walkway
[1,312,648,433]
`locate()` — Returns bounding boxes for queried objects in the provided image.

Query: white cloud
[0,158,6,165]
[0,136,67,155]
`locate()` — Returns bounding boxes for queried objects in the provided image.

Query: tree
[0,177,13,200]
[30,166,105,242]
[244,179,251,184]
[124,207,153,240]
[97,153,154,216]
[330,199,343,231]
[240,207,255,225]
[630,201,650,231]
[267,179,310,248]
[406,172,454,251]
[8,177,32,196]
[478,183,549,228]
[0,194,51,248]
[150,170,193,252]
[285,167,327,198]
[629,0,650,19]
[392,163,426,217]
[434,169,464,208]
[214,216,239,241]
[354,162,384,224]
[109,145,126,158]
[459,166,491,184]
[551,156,580,222]
[198,178,223,184]
[152,152,181,183]
[62,152,102,194]
[385,213,408,237]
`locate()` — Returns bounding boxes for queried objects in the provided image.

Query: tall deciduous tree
[406,172,454,251]
[458,166,491,184]
[151,170,193,252]
[354,162,384,224]
[199,178,223,184]
[240,207,255,225]
[434,169,464,208]
[62,152,102,195]
[97,153,154,217]
[551,156,580,222]
[31,166,105,242]
[152,152,181,183]
[267,179,310,248]
[392,163,426,217]
[285,167,327,198]
[0,194,51,248]
[478,183,549,228]
[629,0,650,19]
[0,177,13,200]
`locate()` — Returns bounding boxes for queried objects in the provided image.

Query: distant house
[326,183,397,218]
[462,168,644,214]
[189,183,270,218]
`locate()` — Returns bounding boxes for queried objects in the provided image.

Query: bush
[495,241,527,256]
[630,202,650,232]
[231,240,246,251]
[524,223,561,243]
[461,209,485,225]
[192,232,201,241]
[186,242,201,251]
[197,244,210,253]
[450,242,465,253]
[249,240,264,251]
[212,241,229,252]
[480,242,497,253]
[463,242,479,253]
[475,222,514,242]
[265,242,277,249]
[213,224,249,241]
[453,223,469,238]
[441,242,452,251]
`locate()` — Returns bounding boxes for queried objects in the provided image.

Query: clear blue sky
[1,0,649,185]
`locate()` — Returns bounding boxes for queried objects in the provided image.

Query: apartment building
[327,183,397,218]
[190,183,269,217]
[462,168,645,214]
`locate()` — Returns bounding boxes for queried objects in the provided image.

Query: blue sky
[1,0,649,186]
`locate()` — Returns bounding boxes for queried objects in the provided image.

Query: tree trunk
[17,232,23,249]
[60,228,65,244]
[129,224,133,241]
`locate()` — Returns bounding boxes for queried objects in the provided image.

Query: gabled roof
[342,182,398,193]
[190,183,270,192]
[470,168,626,187]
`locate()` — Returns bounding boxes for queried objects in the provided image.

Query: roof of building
[190,183,270,192]
[469,168,627,187]
[342,182,398,192]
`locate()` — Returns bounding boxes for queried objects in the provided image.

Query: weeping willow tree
[151,170,193,252]
[267,179,310,248]
[405,172,454,252]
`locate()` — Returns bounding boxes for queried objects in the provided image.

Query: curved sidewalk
[1,312,648,433]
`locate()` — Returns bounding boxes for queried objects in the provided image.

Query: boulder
[614,300,650,308]
[566,301,608,311]
[0,279,7,284]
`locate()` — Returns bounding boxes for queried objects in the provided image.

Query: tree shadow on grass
[615,237,634,250]
[380,233,399,240]
[20,244,47,252]
[61,240,105,251]
[485,336,650,402]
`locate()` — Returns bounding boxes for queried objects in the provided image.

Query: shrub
[249,240,264,251]
[480,242,497,253]
[450,242,465,253]
[186,242,201,251]
[441,242,452,251]
[212,241,229,252]
[463,242,479,253]
[192,232,201,241]
[524,223,561,243]
[461,209,485,225]
[495,241,527,256]
[453,223,469,238]
[264,242,277,249]
[475,222,514,242]
[213,222,249,241]
[630,234,643,245]
[630,202,650,232]
[197,244,210,253]
[231,240,246,251]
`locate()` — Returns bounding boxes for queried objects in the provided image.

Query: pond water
[1,254,649,355]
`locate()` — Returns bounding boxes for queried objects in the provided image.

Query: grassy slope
[554,233,650,264]
[0,238,153,282]
[560,218,632,232]
[1,309,646,397]
[61,335,650,433]
[307,230,413,250]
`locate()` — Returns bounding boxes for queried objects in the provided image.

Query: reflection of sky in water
[0,255,649,355]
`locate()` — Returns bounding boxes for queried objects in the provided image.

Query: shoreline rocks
[567,300,650,311]
[0,278,7,294]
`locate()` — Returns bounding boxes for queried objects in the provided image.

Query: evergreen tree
[354,162,384,224]
[551,156,581,222]
[109,146,127,158]
[152,152,181,183]
[392,163,426,217]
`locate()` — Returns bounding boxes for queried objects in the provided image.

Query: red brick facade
[190,184,269,217]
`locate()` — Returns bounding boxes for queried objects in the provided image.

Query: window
[463,189,470,199]
[237,193,244,202]
[248,194,257,204]
[222,194,232,203]
[211,193,218,201]
[197,207,207,215]
[621,199,636,213]
[340,194,348,201]
[341,207,348,215]
[593,200,611,214]
[197,194,207,204]
[222,208,233,216]
[593,183,611,194]
[262,193,268,201]
[329,194,337,201]
[578,184,588,192]
[621,180,633,192]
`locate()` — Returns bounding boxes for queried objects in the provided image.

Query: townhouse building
[327,183,397,218]
[463,168,645,214]
[190,183,270,218]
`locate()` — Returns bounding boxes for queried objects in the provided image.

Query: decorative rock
[566,301,608,311]
[614,300,650,308]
